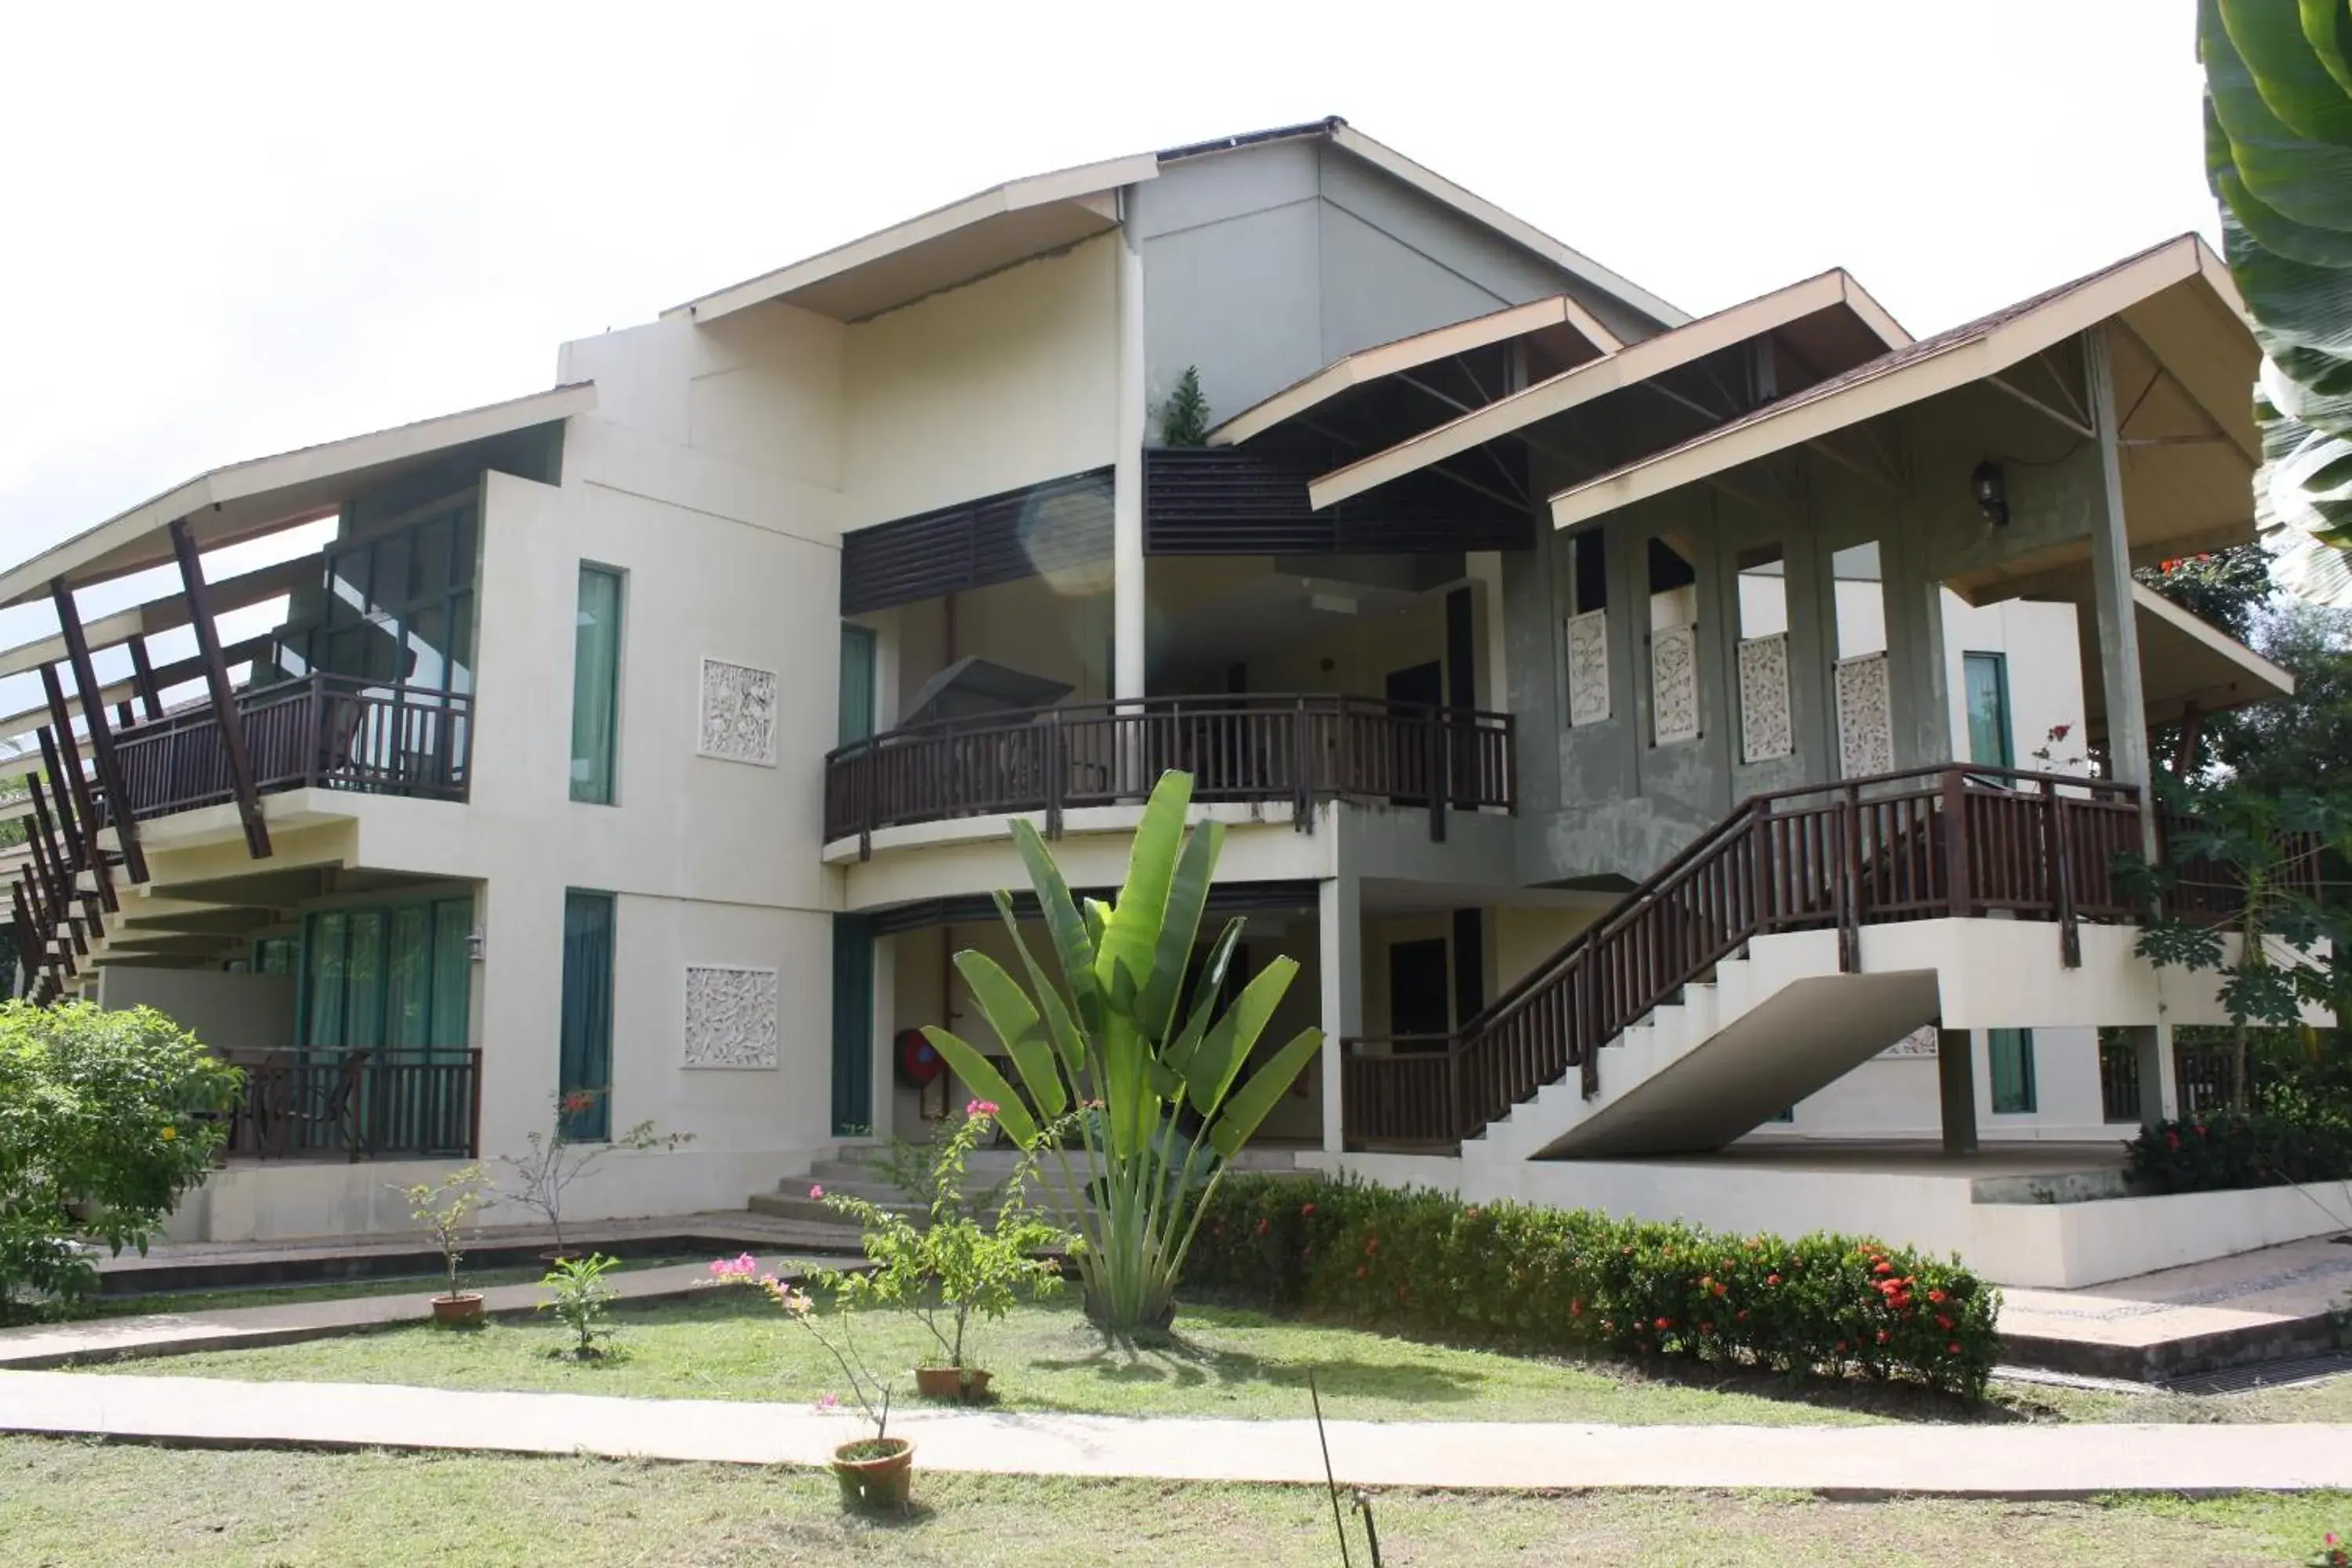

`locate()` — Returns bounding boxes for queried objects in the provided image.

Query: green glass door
[840,624,877,746]
[1963,652,2013,768]
[559,891,615,1141]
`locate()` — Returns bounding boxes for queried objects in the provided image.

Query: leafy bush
[539,1253,620,1358]
[1185,1174,2002,1398]
[0,1001,239,1318]
[2125,1113,2352,1194]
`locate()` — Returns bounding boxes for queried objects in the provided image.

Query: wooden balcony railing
[824,693,1515,853]
[111,673,473,823]
[212,1047,481,1161]
[1343,764,2146,1152]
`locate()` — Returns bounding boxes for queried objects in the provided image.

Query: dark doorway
[1386,660,1443,803]
[1389,937,1451,1050]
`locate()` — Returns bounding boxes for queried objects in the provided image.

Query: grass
[49,1254,696,1321]
[2,1437,2346,1566]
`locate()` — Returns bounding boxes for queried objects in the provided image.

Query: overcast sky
[0,2,2208,600]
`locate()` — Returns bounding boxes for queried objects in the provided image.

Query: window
[1963,652,2014,768]
[1989,1028,2037,1114]
[1735,545,1793,763]
[1647,535,1700,745]
[278,492,477,694]
[298,897,473,1054]
[559,891,615,1141]
[1830,541,1887,659]
[839,624,877,746]
[831,915,873,1137]
[252,937,299,975]
[570,566,624,804]
[1563,531,1611,728]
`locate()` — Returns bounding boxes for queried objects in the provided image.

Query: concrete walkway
[0,1251,840,1370]
[2,1369,2347,1495]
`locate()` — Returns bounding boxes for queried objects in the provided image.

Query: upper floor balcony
[824,690,1515,855]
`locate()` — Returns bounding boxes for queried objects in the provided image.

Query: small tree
[394,1163,492,1306]
[1160,366,1211,448]
[2125,777,2351,1109]
[497,1092,690,1256]
[538,1253,621,1359]
[0,1002,239,1319]
[815,1099,1071,1383]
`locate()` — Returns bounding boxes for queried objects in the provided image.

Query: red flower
[2165,1132,2182,1150]
[1255,1218,1271,1236]
[1698,1323,1715,1336]
[1766,1273,1781,1287]
[1654,1317,1671,1330]
[2192,1123,2207,1138]
[1365,1236,1379,1254]
[1571,1300,1584,1316]
[1947,1342,1963,1356]
[1936,1315,1953,1330]
[1355,1265,1367,1278]
[1876,1330,1891,1345]
[1711,1283,1727,1298]
[1926,1289,1946,1305]
[1737,1309,1748,1321]
[1301,1203,1316,1217]
[1872,1261,1895,1275]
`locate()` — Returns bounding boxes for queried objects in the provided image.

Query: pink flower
[966,1098,1000,1118]
[815,1393,840,1413]
[708,1253,758,1279]
[809,1184,826,1200]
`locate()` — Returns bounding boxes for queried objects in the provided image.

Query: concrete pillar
[2084,325,2156,855]
[2130,1021,2179,1129]
[1466,552,1510,713]
[1937,1026,1978,1155]
[1317,872,1363,1155]
[1112,216,1148,704]
[868,933,897,1143]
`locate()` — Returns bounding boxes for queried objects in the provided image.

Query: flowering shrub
[2309,1530,2347,1568]
[2124,1113,2352,1193]
[710,1253,894,1443]
[1185,1174,2002,1397]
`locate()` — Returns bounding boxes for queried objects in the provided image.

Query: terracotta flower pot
[430,1292,485,1326]
[829,1437,914,1512]
[913,1366,993,1403]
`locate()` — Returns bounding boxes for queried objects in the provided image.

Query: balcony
[825,692,1515,851]
[212,1047,482,1161]
[111,673,474,825]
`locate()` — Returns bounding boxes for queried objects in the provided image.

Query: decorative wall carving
[1651,623,1700,745]
[683,964,779,1069]
[1835,652,1895,778]
[698,658,778,767]
[1737,633,1794,762]
[1878,1025,1940,1060]
[1566,609,1610,726]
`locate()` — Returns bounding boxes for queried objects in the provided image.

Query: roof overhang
[1544,236,2256,535]
[1207,293,1622,448]
[2092,582,2294,734]
[1309,269,1911,511]
[0,383,594,610]
[662,152,1159,325]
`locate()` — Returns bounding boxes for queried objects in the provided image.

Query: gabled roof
[1309,269,1910,510]
[1544,235,2254,531]
[1206,293,1622,448]
[663,118,1685,330]
[0,383,593,609]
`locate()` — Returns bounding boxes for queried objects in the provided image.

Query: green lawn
[2,1437,2344,1567]
[50,1255,699,1321]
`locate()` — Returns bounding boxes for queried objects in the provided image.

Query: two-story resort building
[0,118,2314,1283]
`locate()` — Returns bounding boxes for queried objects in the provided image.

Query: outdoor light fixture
[1970,460,2009,527]
[467,928,488,963]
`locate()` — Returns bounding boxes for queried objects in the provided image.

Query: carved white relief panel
[698,658,779,767]
[1650,623,1700,745]
[683,964,779,1069]
[1878,1025,1940,1060]
[1737,633,1793,763]
[1835,652,1895,778]
[1566,609,1610,726]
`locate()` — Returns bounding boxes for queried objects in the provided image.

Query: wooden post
[40,666,114,913]
[12,881,45,995]
[33,728,85,877]
[51,577,148,885]
[2084,326,2158,862]
[126,635,164,721]
[25,779,83,959]
[1936,1026,1979,1156]
[167,520,272,860]
[1940,767,1972,919]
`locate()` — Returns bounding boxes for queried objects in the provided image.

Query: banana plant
[2200,0,2352,604]
[920,770,1323,1334]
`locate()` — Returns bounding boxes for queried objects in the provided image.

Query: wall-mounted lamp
[467,928,488,964]
[1970,460,2009,527]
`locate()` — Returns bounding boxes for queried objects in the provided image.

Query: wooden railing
[1343,764,2146,1152]
[824,693,1515,852]
[212,1047,481,1160]
[111,673,473,822]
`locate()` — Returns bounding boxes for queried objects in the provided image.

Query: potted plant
[394,1164,493,1326]
[497,1091,689,1261]
[710,1255,909,1512]
[813,1098,1071,1402]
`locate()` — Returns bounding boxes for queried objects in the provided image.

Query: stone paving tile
[2,1370,2347,1494]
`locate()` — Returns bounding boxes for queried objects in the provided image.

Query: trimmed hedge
[2124,1113,2352,1193]
[1185,1174,2002,1397]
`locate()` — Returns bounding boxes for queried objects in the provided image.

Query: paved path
[2,1370,2346,1495]
[0,1250,840,1370]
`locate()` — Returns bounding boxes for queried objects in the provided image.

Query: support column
[2130,1021,2179,1129]
[1937,1026,1978,1156]
[1317,870,1363,1156]
[869,932,898,1144]
[50,578,147,885]
[169,520,272,861]
[1112,214,1147,704]
[2084,326,2156,856]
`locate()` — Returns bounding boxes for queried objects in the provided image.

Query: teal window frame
[570,565,624,804]
[295,896,474,1055]
[1962,651,2014,768]
[1989,1028,2037,1115]
[839,623,877,747]
[831,914,874,1137]
[558,891,616,1142]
